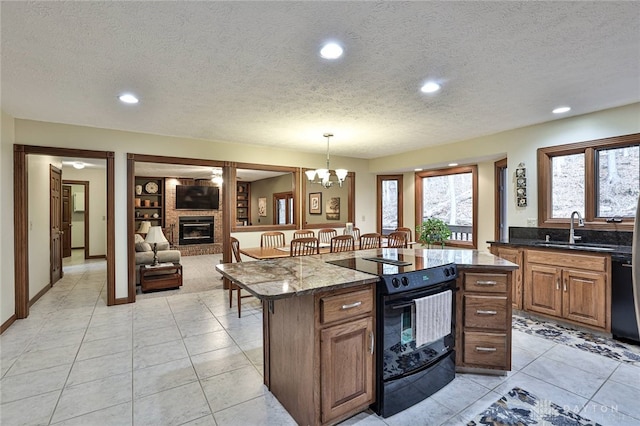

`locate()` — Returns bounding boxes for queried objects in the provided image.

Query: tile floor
[2,255,640,425]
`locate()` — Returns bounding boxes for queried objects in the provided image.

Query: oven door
[380,281,455,381]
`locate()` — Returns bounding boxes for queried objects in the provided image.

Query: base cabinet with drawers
[265,284,375,426]
[524,249,609,331]
[456,269,512,372]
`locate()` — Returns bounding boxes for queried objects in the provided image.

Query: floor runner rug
[468,387,600,426]
[512,314,640,365]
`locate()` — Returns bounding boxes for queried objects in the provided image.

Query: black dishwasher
[611,254,639,344]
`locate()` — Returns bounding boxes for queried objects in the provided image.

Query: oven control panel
[380,264,457,294]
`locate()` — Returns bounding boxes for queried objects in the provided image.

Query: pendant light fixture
[305,133,348,188]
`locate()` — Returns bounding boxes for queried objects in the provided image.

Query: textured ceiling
[2,2,639,159]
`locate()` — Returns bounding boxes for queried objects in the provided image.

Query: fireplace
[179,216,214,245]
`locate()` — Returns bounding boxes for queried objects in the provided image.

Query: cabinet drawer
[464,273,507,293]
[463,332,508,368]
[464,295,508,330]
[320,288,373,324]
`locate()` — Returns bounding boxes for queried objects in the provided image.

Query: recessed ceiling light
[414,168,423,172]
[552,106,571,114]
[73,162,85,169]
[421,82,441,93]
[118,93,139,104]
[448,163,458,167]
[320,43,343,59]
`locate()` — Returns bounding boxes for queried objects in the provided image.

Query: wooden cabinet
[457,269,512,372]
[524,249,609,331]
[236,182,250,225]
[490,246,523,309]
[265,284,375,426]
[134,177,165,229]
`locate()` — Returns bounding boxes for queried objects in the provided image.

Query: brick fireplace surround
[164,178,223,256]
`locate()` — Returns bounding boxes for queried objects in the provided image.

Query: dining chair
[387,231,408,248]
[293,229,315,238]
[261,231,286,248]
[318,229,337,244]
[343,227,361,241]
[330,235,354,253]
[290,237,320,256]
[360,233,382,250]
[395,227,413,243]
[228,237,252,317]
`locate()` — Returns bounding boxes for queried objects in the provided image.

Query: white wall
[27,154,62,298]
[1,110,16,325]
[13,119,374,300]
[374,103,640,250]
[63,167,107,256]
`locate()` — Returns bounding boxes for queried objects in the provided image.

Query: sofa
[135,233,181,284]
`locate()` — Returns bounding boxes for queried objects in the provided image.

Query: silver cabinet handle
[556,278,560,290]
[563,279,567,292]
[475,347,497,352]
[622,263,632,268]
[475,280,497,286]
[476,310,497,315]
[341,301,362,310]
[369,331,374,355]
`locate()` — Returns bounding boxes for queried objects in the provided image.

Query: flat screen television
[175,185,220,210]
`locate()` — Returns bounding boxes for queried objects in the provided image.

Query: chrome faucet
[569,211,584,244]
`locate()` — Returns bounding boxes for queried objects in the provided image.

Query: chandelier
[305,133,348,188]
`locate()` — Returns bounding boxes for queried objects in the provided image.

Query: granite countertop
[488,239,632,257]
[216,248,518,300]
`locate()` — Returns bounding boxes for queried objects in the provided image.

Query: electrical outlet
[361,215,365,222]
[527,218,537,227]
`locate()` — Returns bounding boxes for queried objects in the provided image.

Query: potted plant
[416,217,452,248]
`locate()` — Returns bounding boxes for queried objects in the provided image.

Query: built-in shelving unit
[135,177,165,229]
[236,182,250,225]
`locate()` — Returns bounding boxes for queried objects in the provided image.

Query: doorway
[494,158,508,241]
[377,175,404,235]
[63,180,90,260]
[13,145,115,320]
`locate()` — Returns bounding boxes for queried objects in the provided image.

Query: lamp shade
[137,221,152,234]
[145,226,168,245]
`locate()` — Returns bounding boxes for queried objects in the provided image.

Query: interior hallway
[1,257,639,425]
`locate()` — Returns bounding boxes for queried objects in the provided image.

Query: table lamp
[137,221,151,235]
[145,226,168,266]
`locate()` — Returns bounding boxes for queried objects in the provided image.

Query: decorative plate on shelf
[145,181,158,194]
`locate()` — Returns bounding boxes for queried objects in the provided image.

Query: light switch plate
[527,218,537,227]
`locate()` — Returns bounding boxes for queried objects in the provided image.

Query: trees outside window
[415,166,478,248]
[538,133,639,230]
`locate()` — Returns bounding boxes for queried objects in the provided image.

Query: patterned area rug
[468,387,600,426]
[512,314,640,365]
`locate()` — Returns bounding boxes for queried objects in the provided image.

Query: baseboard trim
[29,283,51,307]
[87,254,106,259]
[1,314,17,334]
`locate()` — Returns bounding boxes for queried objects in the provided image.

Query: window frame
[415,165,478,249]
[537,133,639,231]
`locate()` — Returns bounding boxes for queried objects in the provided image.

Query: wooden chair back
[359,233,382,250]
[330,235,354,253]
[387,231,408,248]
[293,230,315,239]
[318,229,337,244]
[343,227,361,241]
[395,227,413,242]
[290,237,320,257]
[230,237,242,263]
[261,231,286,248]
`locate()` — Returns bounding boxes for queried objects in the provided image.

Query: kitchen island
[216,248,517,425]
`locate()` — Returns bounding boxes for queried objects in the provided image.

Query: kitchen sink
[532,241,616,252]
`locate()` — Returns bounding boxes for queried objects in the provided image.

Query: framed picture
[309,192,322,214]
[258,197,267,217]
[515,168,526,178]
[516,177,526,188]
[516,187,526,197]
[326,197,340,220]
[517,197,527,207]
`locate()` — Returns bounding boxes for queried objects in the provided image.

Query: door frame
[50,165,63,285]
[63,180,90,260]
[494,158,508,241]
[14,145,115,319]
[376,175,403,235]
